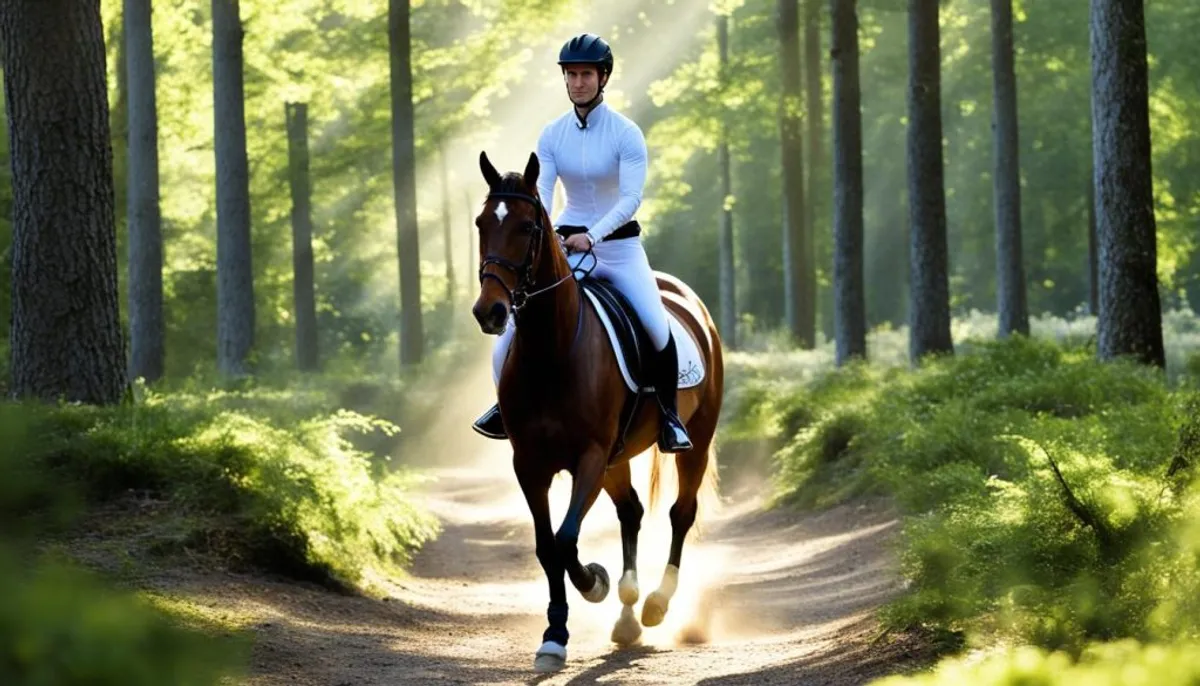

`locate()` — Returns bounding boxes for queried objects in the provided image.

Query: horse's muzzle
[473,300,509,335]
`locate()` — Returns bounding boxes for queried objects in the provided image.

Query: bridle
[478,190,579,314]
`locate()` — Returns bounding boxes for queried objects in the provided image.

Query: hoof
[618,570,639,606]
[534,641,566,673]
[641,590,670,627]
[611,604,642,646]
[581,562,610,603]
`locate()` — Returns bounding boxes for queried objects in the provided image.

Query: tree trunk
[1,0,127,404]
[804,0,823,342]
[440,144,455,307]
[286,102,318,372]
[906,0,953,362]
[779,0,813,348]
[831,0,866,365]
[213,0,255,377]
[1090,0,1163,367]
[717,13,737,347]
[1087,170,1099,315]
[990,0,1028,338]
[389,0,423,367]
[125,0,164,384]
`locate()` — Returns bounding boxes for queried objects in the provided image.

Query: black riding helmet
[558,33,613,126]
[557,33,614,75]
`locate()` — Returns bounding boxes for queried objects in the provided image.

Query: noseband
[479,190,572,313]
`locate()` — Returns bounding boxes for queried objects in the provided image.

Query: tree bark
[1087,169,1099,315]
[286,102,319,372]
[804,0,823,342]
[389,0,423,366]
[213,0,255,377]
[717,13,737,347]
[125,0,165,384]
[990,0,1028,338]
[779,0,813,348]
[906,0,953,362]
[831,0,866,364]
[1090,0,1164,367]
[1,0,127,404]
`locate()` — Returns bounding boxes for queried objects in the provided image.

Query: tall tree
[831,0,866,364]
[990,0,1028,337]
[213,0,255,377]
[779,0,813,348]
[1090,0,1163,367]
[1,0,127,404]
[906,0,953,362]
[390,0,423,366]
[804,0,823,340]
[285,102,318,371]
[1087,171,1099,315]
[717,12,737,347]
[125,0,165,383]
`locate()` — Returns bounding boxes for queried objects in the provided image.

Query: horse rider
[472,32,693,454]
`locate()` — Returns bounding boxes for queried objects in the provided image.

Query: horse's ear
[479,151,502,188]
[523,152,540,189]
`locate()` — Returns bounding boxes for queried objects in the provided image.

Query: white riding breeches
[490,237,671,385]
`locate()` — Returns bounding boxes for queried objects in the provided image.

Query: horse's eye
[520,220,537,233]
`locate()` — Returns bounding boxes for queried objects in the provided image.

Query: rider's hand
[564,233,594,253]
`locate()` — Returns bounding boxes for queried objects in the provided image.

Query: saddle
[579,277,656,457]
[580,277,657,392]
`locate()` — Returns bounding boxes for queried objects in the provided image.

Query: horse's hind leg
[603,461,645,645]
[642,428,716,628]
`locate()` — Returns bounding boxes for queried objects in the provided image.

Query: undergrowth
[728,332,1200,680]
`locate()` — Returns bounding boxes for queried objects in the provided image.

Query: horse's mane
[494,172,531,196]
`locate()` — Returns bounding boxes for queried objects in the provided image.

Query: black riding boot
[472,403,507,440]
[654,333,693,453]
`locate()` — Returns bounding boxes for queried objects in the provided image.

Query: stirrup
[472,404,507,440]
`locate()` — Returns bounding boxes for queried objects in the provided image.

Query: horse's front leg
[555,444,611,606]
[516,464,570,672]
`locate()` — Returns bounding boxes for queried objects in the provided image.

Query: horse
[470,150,724,672]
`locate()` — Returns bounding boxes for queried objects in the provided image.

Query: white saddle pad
[581,289,706,394]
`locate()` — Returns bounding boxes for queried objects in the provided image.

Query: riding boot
[472,403,507,440]
[653,333,693,453]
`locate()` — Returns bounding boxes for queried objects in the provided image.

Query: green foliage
[0,548,245,686]
[6,387,438,589]
[641,0,1200,334]
[869,640,1200,686]
[737,331,1200,659]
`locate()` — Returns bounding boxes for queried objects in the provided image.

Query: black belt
[556,220,641,242]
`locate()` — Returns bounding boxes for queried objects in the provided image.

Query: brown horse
[471,151,723,672]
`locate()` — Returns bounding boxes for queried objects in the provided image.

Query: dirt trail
[167,438,933,686]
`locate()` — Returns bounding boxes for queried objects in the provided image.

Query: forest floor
[117,430,938,686]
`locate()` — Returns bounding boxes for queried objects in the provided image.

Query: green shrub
[869,640,1200,686]
[6,390,438,589]
[0,548,244,686]
[743,334,1200,655]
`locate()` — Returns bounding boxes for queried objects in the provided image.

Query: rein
[478,190,598,326]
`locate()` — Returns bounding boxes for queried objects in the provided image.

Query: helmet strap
[567,70,609,129]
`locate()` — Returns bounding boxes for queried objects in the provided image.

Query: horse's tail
[649,446,664,513]
[647,438,721,529]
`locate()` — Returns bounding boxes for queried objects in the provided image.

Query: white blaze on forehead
[494,201,508,222]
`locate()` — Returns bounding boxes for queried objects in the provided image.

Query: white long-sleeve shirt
[535,102,648,245]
